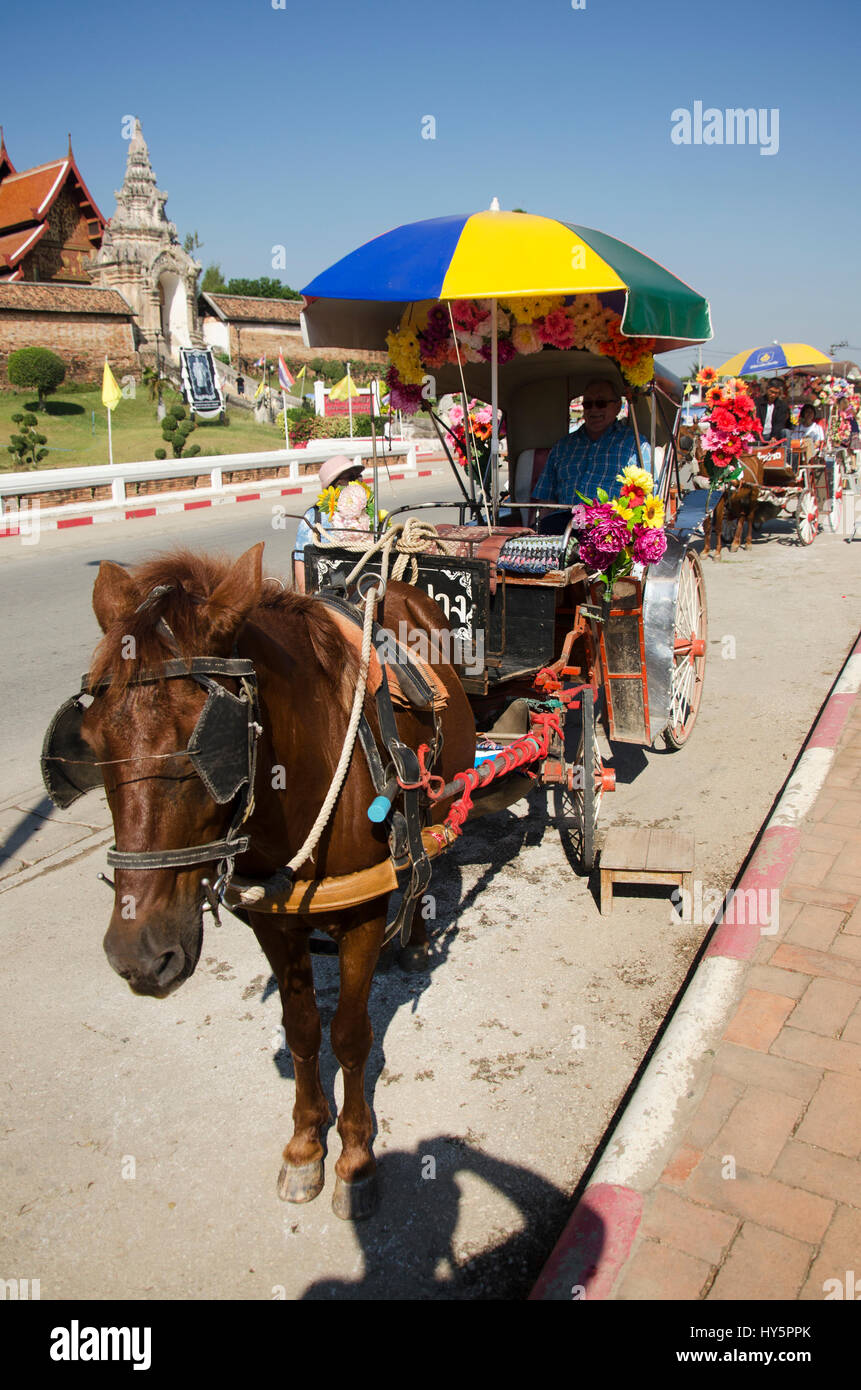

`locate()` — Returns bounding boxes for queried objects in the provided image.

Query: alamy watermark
[671,102,779,156]
[672,881,779,935]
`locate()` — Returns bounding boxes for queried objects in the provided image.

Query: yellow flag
[254,378,265,399]
[102,361,122,411]
[329,373,360,401]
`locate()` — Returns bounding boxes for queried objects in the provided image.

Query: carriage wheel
[795,489,819,545]
[664,550,708,750]
[553,687,604,872]
[822,460,843,533]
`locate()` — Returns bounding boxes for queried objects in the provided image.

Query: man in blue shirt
[532,379,651,520]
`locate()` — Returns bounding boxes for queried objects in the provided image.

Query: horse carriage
[39,210,713,1219]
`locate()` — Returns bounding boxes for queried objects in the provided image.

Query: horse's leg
[730,511,744,552]
[703,509,712,557]
[250,917,331,1204]
[399,904,430,972]
[330,905,386,1220]
[714,498,724,558]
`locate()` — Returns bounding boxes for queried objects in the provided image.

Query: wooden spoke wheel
[795,489,819,546]
[664,550,708,750]
[553,687,605,872]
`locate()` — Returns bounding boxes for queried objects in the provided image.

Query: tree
[154,403,200,460]
[6,412,48,469]
[201,263,227,293]
[183,231,202,255]
[7,347,66,410]
[225,276,302,300]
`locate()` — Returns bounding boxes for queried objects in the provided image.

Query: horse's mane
[88,550,359,710]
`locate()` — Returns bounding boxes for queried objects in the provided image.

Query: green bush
[6,410,48,468]
[7,347,66,409]
[159,403,199,458]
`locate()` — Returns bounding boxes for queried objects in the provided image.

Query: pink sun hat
[318,455,363,489]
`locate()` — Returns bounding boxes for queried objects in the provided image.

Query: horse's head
[83,544,264,997]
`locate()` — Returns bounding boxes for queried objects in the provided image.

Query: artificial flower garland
[386,294,656,413]
[695,368,762,483]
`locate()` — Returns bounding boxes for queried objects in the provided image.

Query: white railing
[0,440,418,522]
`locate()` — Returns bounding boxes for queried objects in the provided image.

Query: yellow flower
[611,499,635,522]
[317,485,340,519]
[622,352,655,388]
[618,464,654,494]
[641,495,665,529]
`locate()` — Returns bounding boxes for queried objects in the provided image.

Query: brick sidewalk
[611,696,861,1301]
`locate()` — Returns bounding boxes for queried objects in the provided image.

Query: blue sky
[4,0,859,372]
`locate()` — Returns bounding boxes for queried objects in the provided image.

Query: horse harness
[40,587,443,946]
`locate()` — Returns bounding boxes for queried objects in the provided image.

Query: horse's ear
[93,561,140,633]
[202,542,264,647]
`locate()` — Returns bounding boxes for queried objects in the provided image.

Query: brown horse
[81,542,475,1219]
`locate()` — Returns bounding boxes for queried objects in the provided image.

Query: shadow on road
[299,1139,575,1300]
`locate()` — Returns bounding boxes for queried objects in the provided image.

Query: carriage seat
[509,448,550,525]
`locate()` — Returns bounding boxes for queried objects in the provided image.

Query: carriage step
[599,828,694,916]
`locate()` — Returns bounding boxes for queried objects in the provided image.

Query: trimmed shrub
[7,347,66,410]
[6,411,48,468]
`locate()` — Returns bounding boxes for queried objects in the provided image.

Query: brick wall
[0,311,138,384]
[226,323,386,373]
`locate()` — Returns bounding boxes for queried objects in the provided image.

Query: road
[1,487,859,1299]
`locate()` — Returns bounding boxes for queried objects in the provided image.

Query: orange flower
[696,366,718,386]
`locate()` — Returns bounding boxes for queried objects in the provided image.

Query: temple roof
[0,127,15,181]
[0,141,105,278]
[201,292,304,324]
[0,281,133,315]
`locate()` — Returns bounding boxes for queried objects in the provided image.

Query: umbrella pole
[370,410,380,536]
[490,299,499,525]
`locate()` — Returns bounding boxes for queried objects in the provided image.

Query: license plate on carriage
[304,546,492,670]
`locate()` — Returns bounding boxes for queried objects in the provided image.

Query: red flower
[710,406,737,432]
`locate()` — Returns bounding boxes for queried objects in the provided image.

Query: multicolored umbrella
[716,343,831,377]
[302,210,712,352]
[302,208,712,515]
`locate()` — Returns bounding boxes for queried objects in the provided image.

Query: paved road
[1,497,859,1299]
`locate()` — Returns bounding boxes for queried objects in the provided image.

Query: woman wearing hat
[292,455,366,591]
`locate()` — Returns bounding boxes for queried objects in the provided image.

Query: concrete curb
[530,629,861,1302]
[0,461,448,536]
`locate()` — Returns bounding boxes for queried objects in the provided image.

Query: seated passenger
[531,378,651,530]
[292,454,365,592]
[789,403,825,449]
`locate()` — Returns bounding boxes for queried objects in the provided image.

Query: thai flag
[278,352,294,390]
[253,354,266,368]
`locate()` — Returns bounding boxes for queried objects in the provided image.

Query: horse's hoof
[277,1159,324,1204]
[398,943,430,972]
[332,1172,378,1221]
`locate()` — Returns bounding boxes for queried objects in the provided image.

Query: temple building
[0,129,105,283]
[0,120,379,386]
[0,121,200,379]
[89,119,203,360]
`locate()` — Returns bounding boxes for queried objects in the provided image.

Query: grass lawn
[0,385,286,470]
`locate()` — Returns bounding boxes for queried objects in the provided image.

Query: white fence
[0,440,418,528]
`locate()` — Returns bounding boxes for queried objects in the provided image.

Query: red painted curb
[0,527,21,538]
[705,824,800,960]
[57,516,93,529]
[184,500,211,511]
[808,691,853,749]
[236,493,261,503]
[126,507,156,519]
[529,1185,643,1302]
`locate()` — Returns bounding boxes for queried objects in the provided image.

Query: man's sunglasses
[582,399,618,409]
